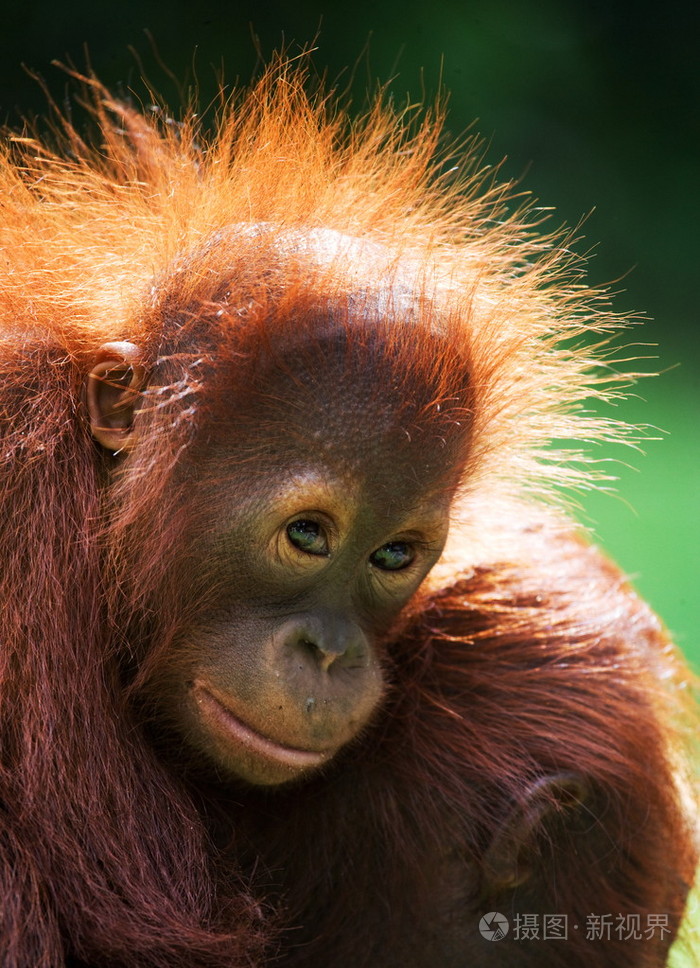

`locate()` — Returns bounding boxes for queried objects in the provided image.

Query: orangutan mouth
[192,681,334,770]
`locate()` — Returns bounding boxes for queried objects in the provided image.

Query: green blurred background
[0,0,697,667]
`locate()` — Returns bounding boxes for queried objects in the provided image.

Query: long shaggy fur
[0,59,697,967]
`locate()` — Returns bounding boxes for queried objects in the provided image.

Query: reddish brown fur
[0,60,697,967]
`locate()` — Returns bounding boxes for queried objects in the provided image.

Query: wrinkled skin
[164,461,452,787]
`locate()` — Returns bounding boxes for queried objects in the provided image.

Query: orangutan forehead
[201,313,473,463]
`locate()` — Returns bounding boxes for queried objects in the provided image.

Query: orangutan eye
[369,541,415,571]
[286,520,329,556]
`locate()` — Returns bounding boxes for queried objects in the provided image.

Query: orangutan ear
[481,773,590,893]
[86,341,146,452]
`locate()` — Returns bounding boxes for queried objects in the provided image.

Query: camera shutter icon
[479,912,510,941]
